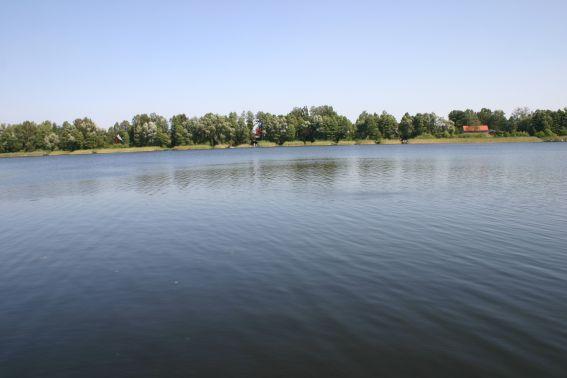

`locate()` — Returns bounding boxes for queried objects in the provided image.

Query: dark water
[1,144,566,377]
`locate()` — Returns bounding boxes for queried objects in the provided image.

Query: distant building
[114,134,124,144]
[463,125,489,133]
[251,124,263,142]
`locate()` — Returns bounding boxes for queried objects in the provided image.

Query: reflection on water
[1,144,567,377]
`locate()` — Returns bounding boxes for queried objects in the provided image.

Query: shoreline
[0,136,554,159]
[406,136,543,144]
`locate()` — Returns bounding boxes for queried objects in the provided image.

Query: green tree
[73,118,105,149]
[552,108,567,135]
[0,125,23,152]
[33,121,58,150]
[355,112,380,140]
[170,114,191,146]
[131,113,170,146]
[310,105,336,118]
[477,108,493,125]
[377,111,398,139]
[489,110,508,131]
[432,115,455,136]
[399,113,414,139]
[314,114,352,142]
[245,111,255,132]
[198,113,232,146]
[287,107,313,143]
[257,112,295,145]
[448,110,466,129]
[185,117,204,144]
[232,112,251,145]
[509,107,532,134]
[477,108,508,131]
[155,128,171,147]
[16,121,39,151]
[531,110,555,135]
[60,121,84,150]
[412,113,431,136]
[310,105,347,141]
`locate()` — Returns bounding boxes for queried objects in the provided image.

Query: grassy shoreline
[407,136,542,144]
[0,136,553,158]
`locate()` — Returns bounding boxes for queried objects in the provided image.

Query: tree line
[1,106,566,153]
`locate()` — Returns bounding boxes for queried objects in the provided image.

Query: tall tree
[377,111,398,139]
[170,114,190,146]
[477,108,493,125]
[131,113,170,147]
[531,110,555,135]
[0,125,23,152]
[398,113,414,139]
[355,112,380,140]
[60,121,84,151]
[489,110,508,131]
[74,118,104,149]
[287,107,313,143]
[257,112,295,145]
[232,112,251,145]
[198,113,233,146]
[509,107,532,133]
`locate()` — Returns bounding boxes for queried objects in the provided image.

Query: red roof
[463,125,489,132]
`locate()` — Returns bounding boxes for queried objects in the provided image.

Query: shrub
[413,133,435,139]
[535,129,556,138]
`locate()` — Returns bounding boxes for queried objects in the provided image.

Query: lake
[1,143,566,377]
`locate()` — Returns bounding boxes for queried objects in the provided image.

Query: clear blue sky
[1,0,566,127]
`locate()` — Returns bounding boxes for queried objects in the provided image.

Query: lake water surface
[1,144,566,377]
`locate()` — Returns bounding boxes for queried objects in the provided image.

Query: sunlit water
[1,144,566,377]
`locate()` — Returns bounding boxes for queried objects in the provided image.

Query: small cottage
[463,125,489,133]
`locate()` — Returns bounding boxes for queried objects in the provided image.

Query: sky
[1,0,566,127]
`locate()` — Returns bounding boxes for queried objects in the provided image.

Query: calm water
[1,144,566,377]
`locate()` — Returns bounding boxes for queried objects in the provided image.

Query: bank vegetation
[1,106,566,155]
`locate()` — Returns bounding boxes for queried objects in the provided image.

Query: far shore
[0,136,559,159]
[404,136,544,144]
